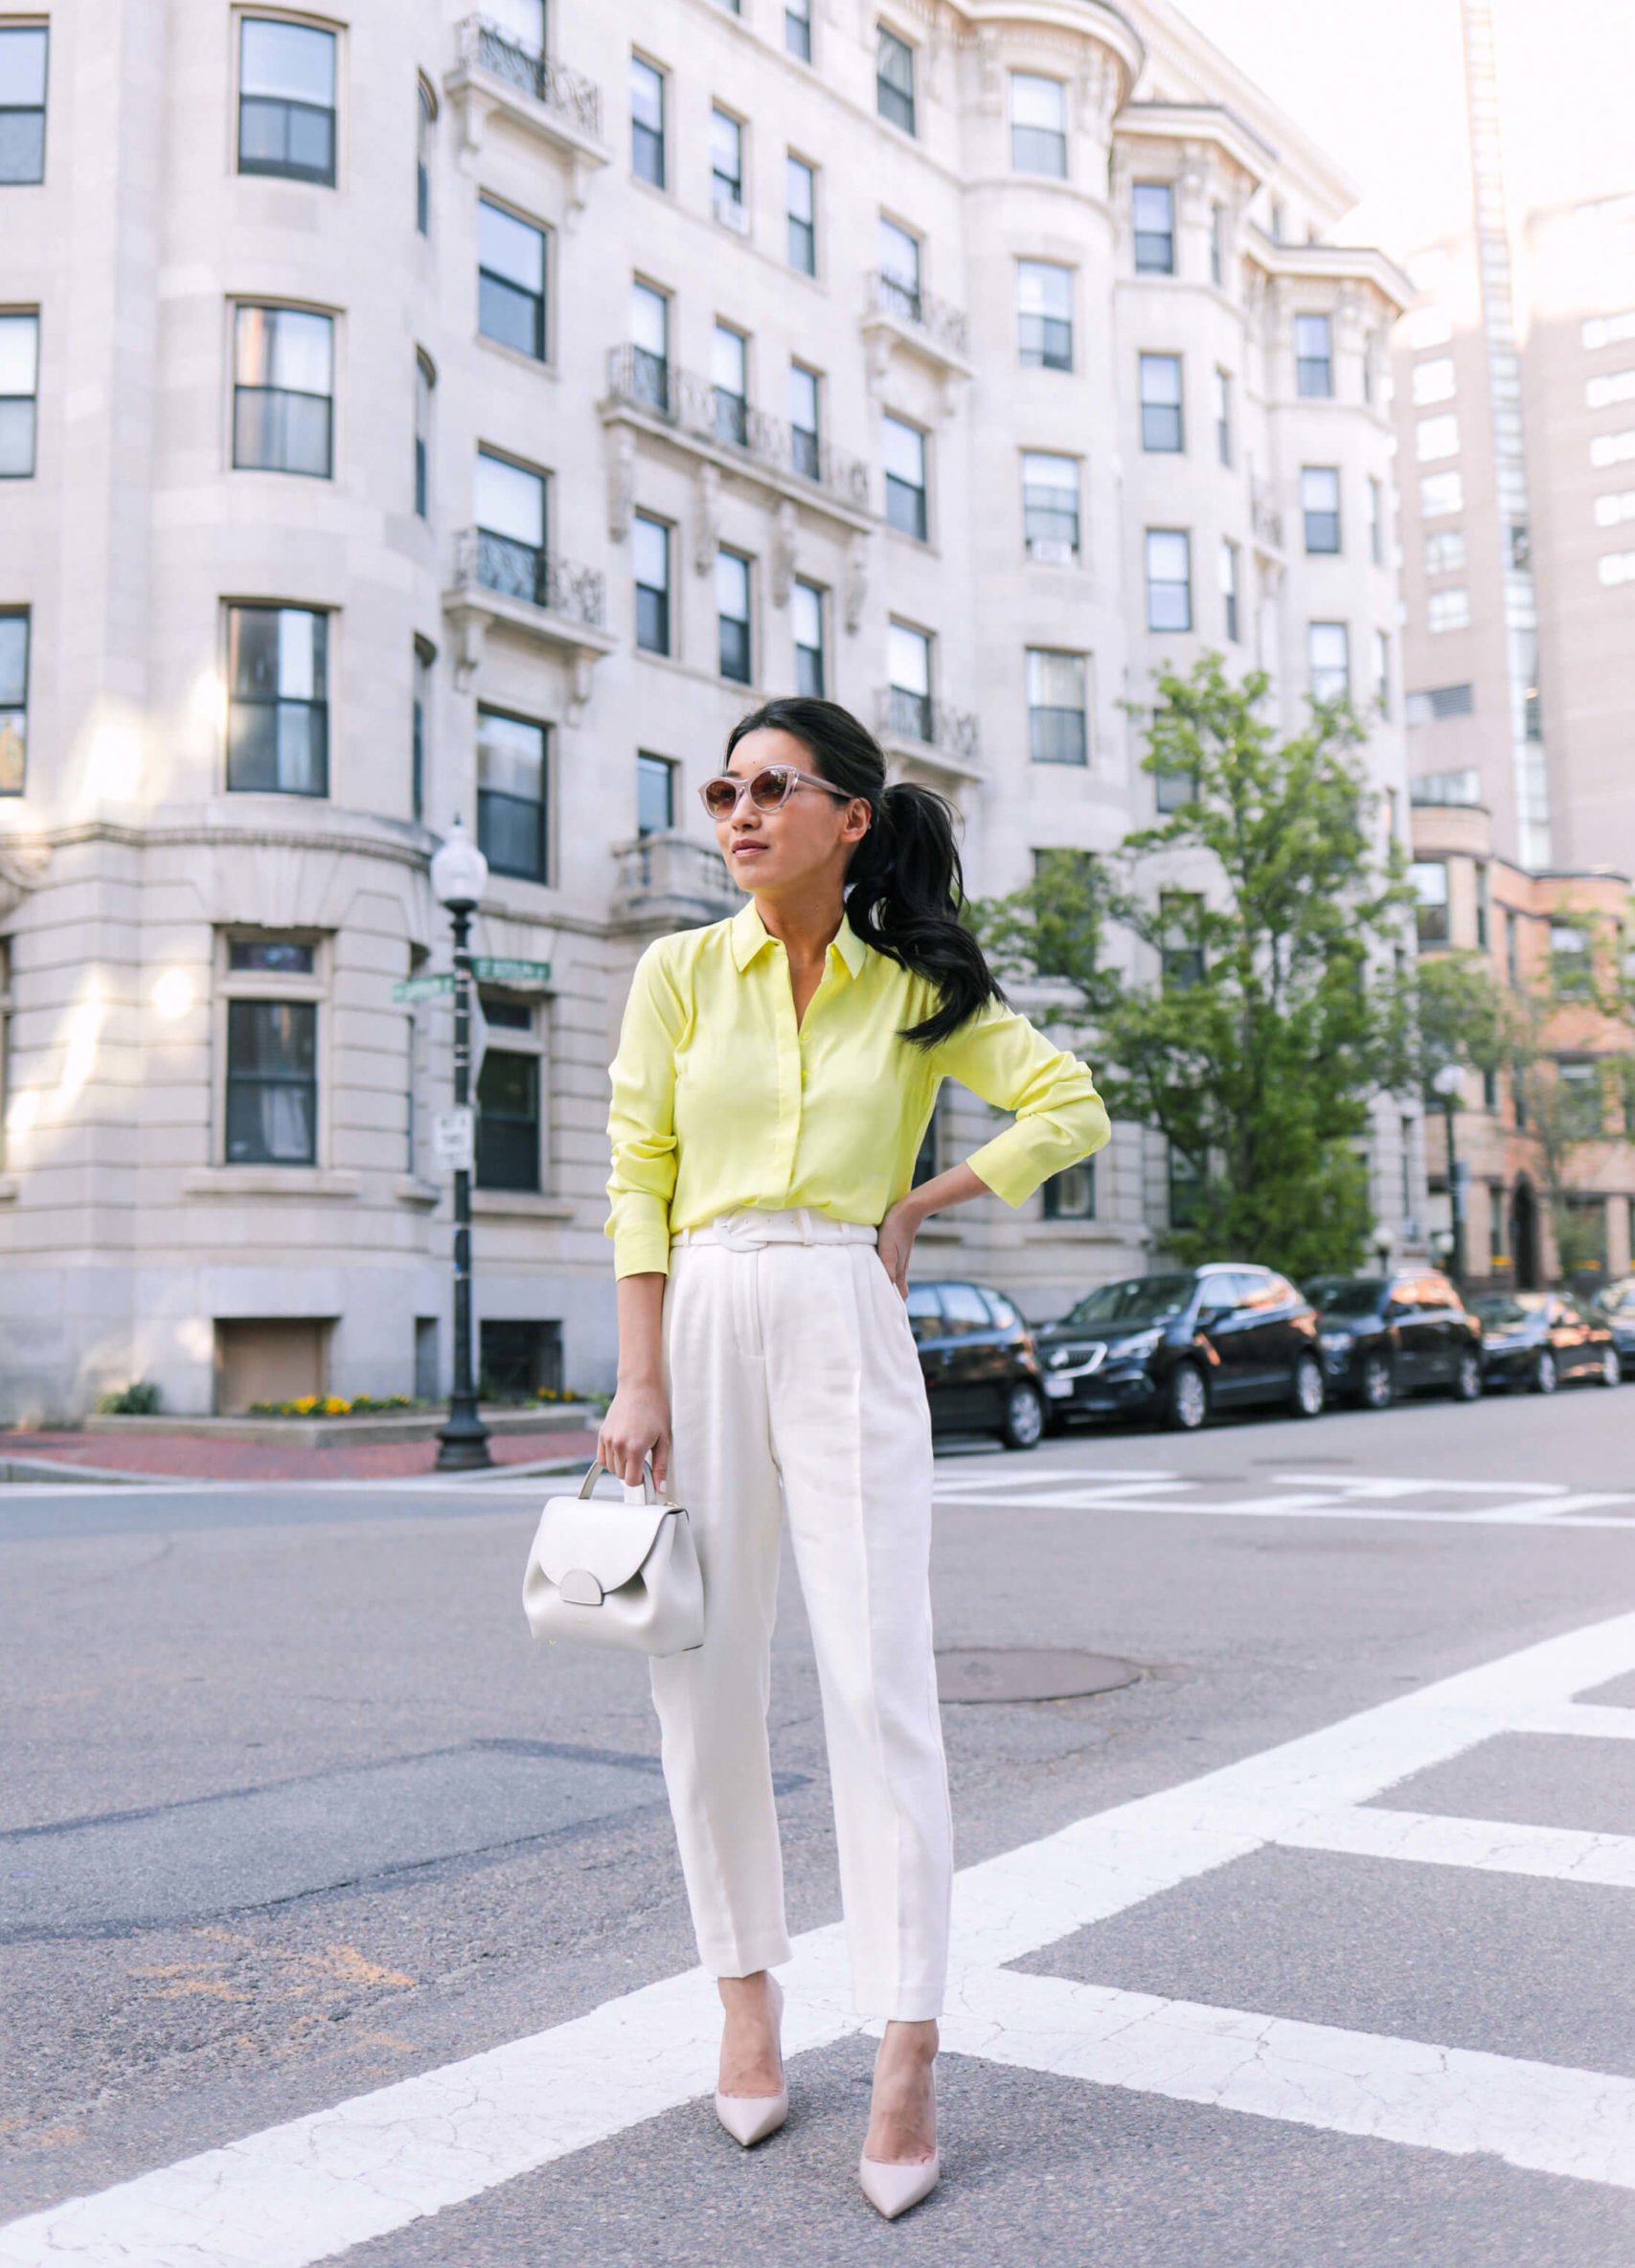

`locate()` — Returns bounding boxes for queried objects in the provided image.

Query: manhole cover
[935,1648,1141,1704]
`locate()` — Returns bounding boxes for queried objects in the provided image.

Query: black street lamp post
[1432,1062,1467,1288]
[432,821,493,1473]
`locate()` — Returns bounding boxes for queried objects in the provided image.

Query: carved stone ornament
[843,531,871,635]
[693,462,720,576]
[770,500,797,608]
[0,839,50,922]
[606,428,635,544]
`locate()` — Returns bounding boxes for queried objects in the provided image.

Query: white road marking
[933,1469,1635,1530]
[1520,1701,1635,1741]
[6,1614,1635,2266]
[1280,1805,1635,1891]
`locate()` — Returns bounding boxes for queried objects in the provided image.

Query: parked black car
[1470,1292,1621,1394]
[1591,1279,1635,1382]
[905,1280,1047,1449]
[1304,1271,1484,1409]
[1033,1264,1325,1434]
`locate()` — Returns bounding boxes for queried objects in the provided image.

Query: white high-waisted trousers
[652,1202,953,2023]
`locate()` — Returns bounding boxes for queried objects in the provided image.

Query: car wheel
[1000,1381,1044,1450]
[1288,1352,1326,1418]
[1450,1349,1483,1402]
[1358,1353,1394,1411]
[1164,1362,1208,1432]
[1533,1349,1558,1395]
[1599,1347,1621,1388]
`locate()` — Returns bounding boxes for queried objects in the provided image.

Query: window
[238,17,336,186]
[794,578,825,696]
[1302,465,1341,553]
[1412,356,1455,405]
[1587,370,1635,411]
[630,278,670,410]
[712,322,748,447]
[1021,450,1079,558]
[785,0,812,63]
[630,54,665,187]
[1556,1059,1603,1137]
[887,620,932,740]
[1161,892,1204,989]
[1139,352,1183,451]
[1374,627,1390,715]
[1214,367,1232,466]
[1027,648,1087,765]
[634,514,670,655]
[1145,529,1191,632]
[883,413,927,539]
[1409,859,1449,946]
[1420,469,1463,516]
[477,707,548,881]
[711,106,744,225]
[1590,429,1635,469]
[225,984,318,1165]
[1427,586,1469,633]
[0,310,37,478]
[232,306,332,478]
[1210,202,1225,287]
[413,352,433,517]
[1307,620,1350,702]
[1219,539,1240,644]
[486,0,543,49]
[637,751,675,836]
[1423,528,1465,578]
[789,362,821,481]
[1594,489,1635,527]
[226,605,328,795]
[0,609,26,795]
[1584,308,1635,351]
[0,24,48,183]
[876,23,915,135]
[717,548,752,683]
[411,639,431,823]
[1133,182,1174,274]
[786,153,815,275]
[1010,72,1065,177]
[416,78,433,235]
[1598,551,1635,587]
[1551,924,1593,997]
[475,448,548,601]
[478,198,547,360]
[1294,312,1332,397]
[1474,861,1489,951]
[1017,260,1072,370]
[1043,1159,1096,1220]
[1368,476,1384,564]
[1416,413,1460,462]
[878,215,920,312]
[476,1030,541,1192]
[1506,909,1520,987]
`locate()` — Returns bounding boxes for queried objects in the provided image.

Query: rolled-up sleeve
[934,997,1111,1210]
[603,942,688,1279]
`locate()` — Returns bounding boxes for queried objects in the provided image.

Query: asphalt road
[3,1382,1635,2265]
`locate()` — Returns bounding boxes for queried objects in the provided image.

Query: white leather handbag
[521,1454,705,1657]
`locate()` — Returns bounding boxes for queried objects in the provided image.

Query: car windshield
[1473,1294,1546,1327]
[1601,1283,1635,1316]
[1316,1280,1386,1316]
[1063,1274,1194,1328]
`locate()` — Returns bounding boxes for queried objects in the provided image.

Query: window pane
[1421,469,1463,516]
[1021,449,1075,496]
[879,216,920,286]
[710,107,741,185]
[1017,260,1070,317]
[789,363,819,434]
[235,305,332,393]
[241,19,335,103]
[715,549,750,618]
[633,514,668,591]
[786,154,813,221]
[0,614,26,707]
[712,324,746,394]
[477,708,545,801]
[1147,531,1189,582]
[1416,414,1460,461]
[888,621,929,692]
[793,579,822,650]
[1011,72,1063,129]
[228,939,315,973]
[479,199,544,292]
[476,451,545,547]
[226,1001,317,1165]
[0,313,38,396]
[882,413,924,484]
[486,0,545,51]
[0,26,48,105]
[1027,648,1084,709]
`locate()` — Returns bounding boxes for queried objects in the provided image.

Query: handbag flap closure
[532,1496,677,1594]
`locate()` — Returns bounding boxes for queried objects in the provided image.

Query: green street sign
[392,973,456,1002]
[471,956,552,986]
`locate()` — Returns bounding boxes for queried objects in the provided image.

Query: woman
[598,696,1110,2218]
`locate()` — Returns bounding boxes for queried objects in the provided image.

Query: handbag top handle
[578,1453,658,1503]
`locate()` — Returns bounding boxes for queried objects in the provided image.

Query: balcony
[601,348,873,528]
[442,529,617,714]
[610,830,740,931]
[874,687,984,784]
[860,271,974,408]
[444,16,609,205]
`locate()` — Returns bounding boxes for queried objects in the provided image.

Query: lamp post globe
[431,819,489,914]
[433,816,492,1472]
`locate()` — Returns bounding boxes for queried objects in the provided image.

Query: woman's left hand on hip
[875,1199,919,1297]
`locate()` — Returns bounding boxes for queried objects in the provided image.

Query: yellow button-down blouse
[602,896,1112,1279]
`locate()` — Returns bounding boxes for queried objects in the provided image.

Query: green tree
[969,656,1415,1281]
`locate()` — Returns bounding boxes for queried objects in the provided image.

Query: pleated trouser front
[651,1205,953,2022]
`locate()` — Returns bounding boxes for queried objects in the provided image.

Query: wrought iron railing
[455,15,602,138]
[604,346,870,509]
[864,269,971,362]
[875,687,981,764]
[453,528,606,630]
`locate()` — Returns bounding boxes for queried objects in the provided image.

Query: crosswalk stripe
[1278,1805,1635,1890]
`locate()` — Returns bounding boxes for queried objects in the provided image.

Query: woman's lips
[732,843,767,857]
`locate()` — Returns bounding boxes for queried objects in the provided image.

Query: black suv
[1033,1265,1325,1433]
[1304,1271,1484,1409]
[905,1280,1047,1449]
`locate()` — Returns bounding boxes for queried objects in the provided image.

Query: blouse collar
[730,897,869,981]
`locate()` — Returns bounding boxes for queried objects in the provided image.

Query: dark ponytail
[723,696,1007,1050]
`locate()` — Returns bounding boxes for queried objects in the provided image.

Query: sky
[1170,0,1635,262]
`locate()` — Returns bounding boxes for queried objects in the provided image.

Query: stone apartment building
[0,0,1417,1420]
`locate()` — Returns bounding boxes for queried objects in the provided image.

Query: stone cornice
[1112,99,1273,186]
[1242,229,1413,315]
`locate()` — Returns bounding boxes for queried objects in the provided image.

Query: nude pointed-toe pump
[714,1975,787,2147]
[858,2065,940,2219]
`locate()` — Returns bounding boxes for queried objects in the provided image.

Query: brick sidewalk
[3,1426,603,1483]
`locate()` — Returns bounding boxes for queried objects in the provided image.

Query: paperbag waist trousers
[652,1204,953,2023]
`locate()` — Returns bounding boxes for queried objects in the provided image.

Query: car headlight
[1106,1328,1163,1362]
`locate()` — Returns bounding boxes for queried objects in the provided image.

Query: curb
[0,1457,153,1486]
